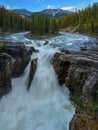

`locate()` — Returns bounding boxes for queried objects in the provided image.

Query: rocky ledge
[0,42,34,97]
[0,53,15,98]
[0,42,34,76]
[53,49,98,99]
[53,48,98,130]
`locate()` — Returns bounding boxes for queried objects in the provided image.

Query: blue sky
[0,0,98,12]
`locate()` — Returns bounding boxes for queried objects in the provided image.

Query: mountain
[41,9,72,18]
[12,8,72,19]
[12,9,32,18]
[33,9,72,18]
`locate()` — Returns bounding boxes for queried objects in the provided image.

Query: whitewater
[0,32,97,130]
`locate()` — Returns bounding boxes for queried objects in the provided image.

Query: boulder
[27,58,37,90]
[44,40,49,45]
[0,53,15,98]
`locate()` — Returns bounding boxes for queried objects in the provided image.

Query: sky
[0,0,98,12]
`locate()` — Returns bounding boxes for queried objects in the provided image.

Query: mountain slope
[33,9,72,18]
[12,9,32,18]
[12,8,72,18]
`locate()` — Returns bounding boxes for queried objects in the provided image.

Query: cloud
[61,6,75,11]
[47,5,52,9]
[6,5,10,10]
[46,5,56,9]
[46,5,75,11]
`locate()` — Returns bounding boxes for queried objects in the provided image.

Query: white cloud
[46,5,56,9]
[61,6,75,11]
[47,5,52,9]
[6,5,10,10]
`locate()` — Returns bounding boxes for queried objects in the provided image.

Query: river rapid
[0,32,97,130]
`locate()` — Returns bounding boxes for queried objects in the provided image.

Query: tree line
[0,6,59,34]
[59,3,98,34]
[0,6,30,32]
[31,14,59,35]
[0,3,98,35]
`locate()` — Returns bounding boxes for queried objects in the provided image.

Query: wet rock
[28,58,37,90]
[44,40,49,45]
[0,42,34,77]
[7,44,32,76]
[53,48,98,130]
[28,46,39,53]
[53,53,70,84]
[80,46,87,51]
[53,49,98,99]
[0,53,15,98]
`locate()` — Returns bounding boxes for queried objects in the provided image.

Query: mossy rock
[93,123,98,130]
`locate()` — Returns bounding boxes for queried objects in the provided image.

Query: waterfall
[0,33,75,130]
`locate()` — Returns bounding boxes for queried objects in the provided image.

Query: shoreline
[25,32,61,40]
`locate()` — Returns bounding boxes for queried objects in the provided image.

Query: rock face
[53,49,98,130]
[0,53,15,98]
[27,58,37,90]
[69,111,98,130]
[0,42,33,77]
[0,42,34,97]
[6,43,33,76]
[53,50,98,99]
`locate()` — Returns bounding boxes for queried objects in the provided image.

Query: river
[0,32,97,130]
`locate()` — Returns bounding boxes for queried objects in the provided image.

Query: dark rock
[27,58,37,90]
[80,46,87,51]
[44,40,49,45]
[0,53,15,98]
[0,42,33,77]
[28,46,39,53]
[53,49,98,99]
[53,48,98,130]
[7,44,31,76]
[53,53,70,84]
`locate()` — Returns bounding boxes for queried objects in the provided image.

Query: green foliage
[60,2,98,35]
[71,92,83,109]
[0,6,59,36]
[87,99,98,112]
[71,91,98,113]
[0,6,31,32]
[30,14,59,35]
[0,42,7,52]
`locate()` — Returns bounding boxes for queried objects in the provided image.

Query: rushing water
[5,32,97,50]
[0,32,97,130]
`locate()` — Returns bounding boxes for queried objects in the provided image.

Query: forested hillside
[30,14,59,35]
[60,3,98,34]
[0,3,98,36]
[0,6,30,32]
[0,6,59,35]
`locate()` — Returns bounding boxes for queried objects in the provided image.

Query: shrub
[0,42,7,52]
